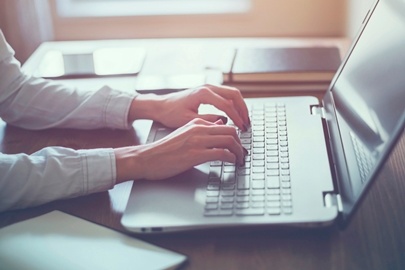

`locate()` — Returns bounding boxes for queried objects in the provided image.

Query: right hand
[114,118,246,182]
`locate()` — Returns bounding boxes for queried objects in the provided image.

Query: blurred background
[0,0,373,63]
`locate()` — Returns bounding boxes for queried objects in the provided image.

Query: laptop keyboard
[204,103,293,217]
[350,132,375,183]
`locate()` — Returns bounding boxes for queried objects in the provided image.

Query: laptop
[122,0,405,233]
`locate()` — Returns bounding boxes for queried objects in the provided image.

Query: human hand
[114,118,246,182]
[129,84,250,131]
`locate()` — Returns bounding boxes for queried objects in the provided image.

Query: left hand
[130,84,250,131]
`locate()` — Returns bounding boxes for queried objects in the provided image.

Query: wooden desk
[1,38,405,270]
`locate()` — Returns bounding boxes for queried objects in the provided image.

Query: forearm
[0,147,116,212]
[0,76,136,130]
[0,32,136,130]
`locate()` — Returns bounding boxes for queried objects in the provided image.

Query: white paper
[0,211,186,270]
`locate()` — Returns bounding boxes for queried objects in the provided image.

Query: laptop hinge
[310,105,326,119]
[323,193,343,212]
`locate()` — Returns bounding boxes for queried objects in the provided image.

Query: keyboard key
[206,197,219,203]
[237,190,250,196]
[251,202,266,208]
[281,163,289,169]
[252,173,265,180]
[209,166,222,178]
[221,203,234,209]
[268,208,281,215]
[222,184,236,190]
[236,196,249,202]
[267,169,279,176]
[207,184,220,190]
[267,194,281,201]
[267,189,281,195]
[282,189,292,195]
[222,172,236,184]
[253,142,265,148]
[253,148,265,154]
[236,208,265,216]
[252,180,265,189]
[267,157,279,163]
[252,160,265,167]
[252,167,265,173]
[210,161,222,166]
[224,165,236,172]
[282,201,293,207]
[267,201,281,208]
[204,209,233,216]
[267,163,279,169]
[221,197,235,203]
[205,204,218,210]
[281,182,291,189]
[252,195,265,202]
[282,194,292,201]
[267,177,280,189]
[236,202,250,209]
[238,169,251,176]
[252,190,265,196]
[206,190,220,197]
[221,190,235,197]
[266,150,278,157]
[283,208,293,215]
[253,154,265,160]
[237,175,250,190]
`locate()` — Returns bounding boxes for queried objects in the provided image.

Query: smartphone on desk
[38,47,146,79]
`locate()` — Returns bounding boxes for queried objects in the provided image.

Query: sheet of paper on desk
[0,211,186,270]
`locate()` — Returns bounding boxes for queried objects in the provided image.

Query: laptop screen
[324,0,405,223]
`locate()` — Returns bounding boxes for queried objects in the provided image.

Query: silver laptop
[122,0,405,233]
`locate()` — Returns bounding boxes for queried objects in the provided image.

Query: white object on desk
[0,211,186,270]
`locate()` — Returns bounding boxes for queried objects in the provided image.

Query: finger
[187,117,224,126]
[196,87,246,130]
[206,84,250,126]
[197,114,228,124]
[203,125,241,144]
[198,148,237,164]
[199,135,244,165]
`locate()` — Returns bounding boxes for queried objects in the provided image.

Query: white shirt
[0,30,137,212]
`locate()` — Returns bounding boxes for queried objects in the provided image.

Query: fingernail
[238,158,245,167]
[243,147,248,155]
[218,116,228,124]
[243,123,249,131]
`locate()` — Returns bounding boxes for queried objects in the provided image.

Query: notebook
[122,0,405,233]
[228,46,341,83]
[0,211,187,269]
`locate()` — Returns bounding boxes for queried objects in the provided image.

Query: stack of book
[221,46,342,93]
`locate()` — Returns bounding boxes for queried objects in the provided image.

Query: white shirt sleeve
[0,147,116,212]
[0,30,137,211]
[0,31,136,130]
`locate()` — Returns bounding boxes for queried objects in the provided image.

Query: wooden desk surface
[1,38,405,270]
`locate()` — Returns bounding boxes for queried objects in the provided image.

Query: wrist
[128,93,165,122]
[114,147,145,183]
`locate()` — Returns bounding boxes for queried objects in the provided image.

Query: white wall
[50,0,346,41]
[0,0,53,62]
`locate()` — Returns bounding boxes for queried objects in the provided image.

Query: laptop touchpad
[154,127,173,141]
